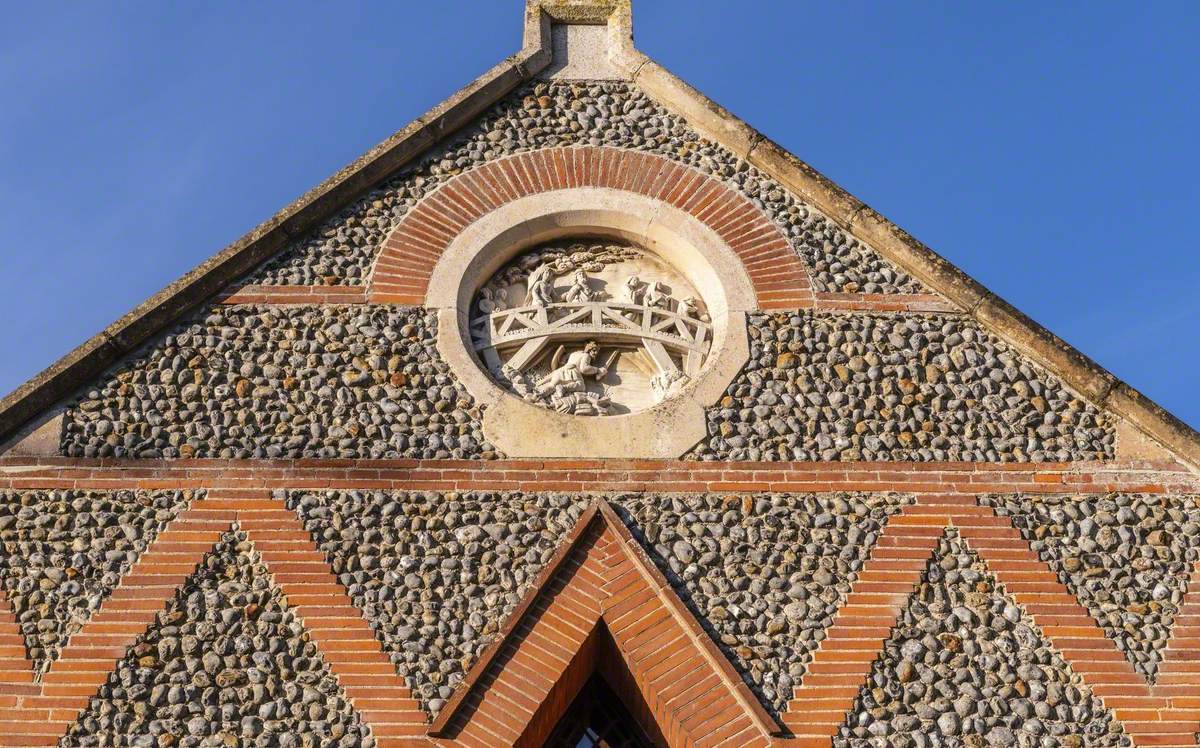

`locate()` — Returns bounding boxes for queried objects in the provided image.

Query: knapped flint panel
[836,530,1130,747]
[690,311,1115,462]
[59,305,494,459]
[0,489,194,675]
[59,530,373,747]
[248,81,924,296]
[981,492,1200,682]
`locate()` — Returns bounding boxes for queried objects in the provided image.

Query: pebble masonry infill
[614,491,912,715]
[287,489,910,719]
[0,488,195,675]
[60,306,495,460]
[247,80,925,296]
[688,311,1115,462]
[836,530,1130,748]
[56,305,1117,463]
[59,530,374,748]
[981,492,1200,682]
[286,489,589,716]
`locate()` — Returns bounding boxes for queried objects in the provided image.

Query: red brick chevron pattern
[784,494,1200,748]
[0,490,425,748]
[0,479,1199,745]
[366,146,814,309]
[430,500,778,748]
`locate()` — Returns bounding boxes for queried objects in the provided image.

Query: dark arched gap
[542,623,664,748]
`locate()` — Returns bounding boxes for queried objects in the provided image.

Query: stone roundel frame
[433,189,751,458]
[370,147,811,458]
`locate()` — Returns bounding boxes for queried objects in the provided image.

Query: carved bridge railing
[470,301,712,376]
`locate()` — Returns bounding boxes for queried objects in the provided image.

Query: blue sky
[1,1,1197,429]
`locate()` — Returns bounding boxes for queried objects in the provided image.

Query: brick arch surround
[367,146,814,309]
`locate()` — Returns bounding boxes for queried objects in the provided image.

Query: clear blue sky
[1,2,1197,429]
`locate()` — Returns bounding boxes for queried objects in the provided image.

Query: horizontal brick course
[0,457,1194,495]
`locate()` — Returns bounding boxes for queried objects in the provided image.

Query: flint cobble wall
[981,492,1200,682]
[690,311,1115,463]
[0,468,1196,746]
[60,306,494,461]
[59,529,374,747]
[56,305,1118,465]
[835,530,1130,747]
[247,81,923,295]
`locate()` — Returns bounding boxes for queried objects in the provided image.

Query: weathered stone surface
[982,492,1200,681]
[836,531,1130,747]
[249,81,922,295]
[286,490,588,716]
[60,530,372,748]
[60,306,495,459]
[690,311,1115,462]
[616,491,912,715]
[0,489,194,674]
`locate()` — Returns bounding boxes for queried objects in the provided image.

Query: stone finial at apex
[524,0,636,80]
[531,0,630,25]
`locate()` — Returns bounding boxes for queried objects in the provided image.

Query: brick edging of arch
[367,146,814,309]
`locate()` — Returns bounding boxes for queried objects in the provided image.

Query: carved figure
[650,369,688,400]
[536,341,608,400]
[476,288,498,315]
[624,275,645,305]
[477,286,513,315]
[548,389,611,416]
[679,296,709,322]
[524,263,557,307]
[563,270,594,302]
[499,365,537,400]
[645,281,671,309]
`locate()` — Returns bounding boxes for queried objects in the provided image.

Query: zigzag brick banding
[0,465,1196,745]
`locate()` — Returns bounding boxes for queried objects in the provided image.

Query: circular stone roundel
[470,238,712,417]
[423,186,756,459]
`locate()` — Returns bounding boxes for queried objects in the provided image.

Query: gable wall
[0,16,1197,746]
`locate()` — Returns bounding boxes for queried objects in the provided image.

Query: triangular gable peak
[428,499,781,748]
[0,0,1194,470]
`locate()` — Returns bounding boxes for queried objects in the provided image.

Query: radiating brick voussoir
[369,146,814,309]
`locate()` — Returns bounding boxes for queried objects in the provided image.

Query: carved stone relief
[470,239,712,416]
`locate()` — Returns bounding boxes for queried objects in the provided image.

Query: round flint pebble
[982,492,1200,682]
[61,306,495,460]
[835,531,1130,748]
[250,80,920,296]
[0,488,193,675]
[60,531,372,748]
[690,311,1115,463]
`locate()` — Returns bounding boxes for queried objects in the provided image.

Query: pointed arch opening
[543,627,664,747]
[427,500,779,748]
